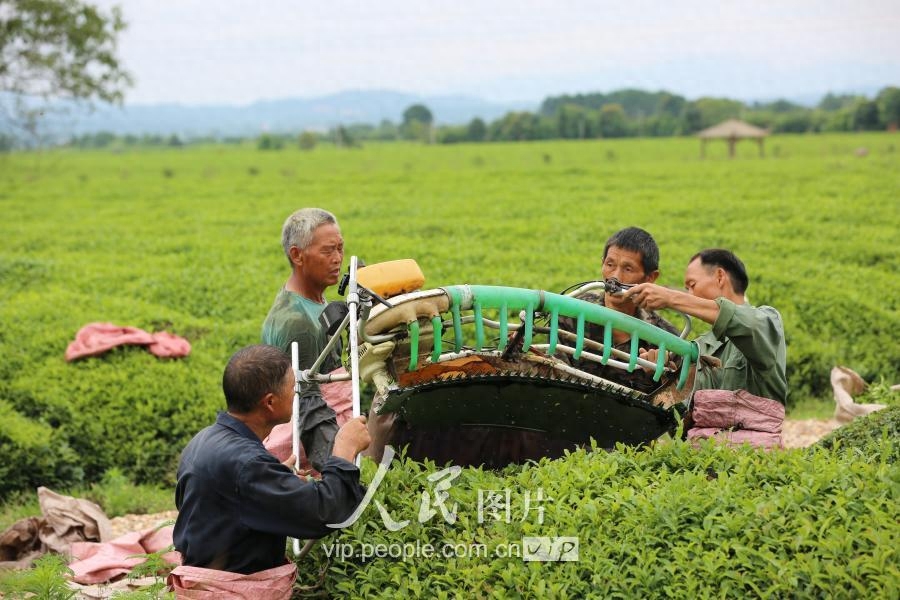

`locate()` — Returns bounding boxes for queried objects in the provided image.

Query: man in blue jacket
[174,344,370,574]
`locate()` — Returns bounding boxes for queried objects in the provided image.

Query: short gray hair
[281,208,339,263]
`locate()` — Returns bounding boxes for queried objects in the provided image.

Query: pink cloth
[321,372,353,423]
[264,368,353,472]
[688,389,784,449]
[687,427,783,448]
[146,331,192,358]
[690,389,784,432]
[65,322,191,361]
[70,524,297,598]
[168,562,296,599]
[69,525,180,585]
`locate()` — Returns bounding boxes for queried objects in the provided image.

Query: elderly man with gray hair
[261,208,347,471]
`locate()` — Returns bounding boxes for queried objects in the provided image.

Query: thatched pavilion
[697,119,768,158]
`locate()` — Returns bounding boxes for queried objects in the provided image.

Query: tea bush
[293,439,899,598]
[816,381,900,461]
[815,405,900,463]
[1,134,899,594]
[0,400,83,495]
[0,554,76,600]
[818,379,900,461]
[1,135,898,496]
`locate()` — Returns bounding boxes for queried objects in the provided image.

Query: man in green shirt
[624,248,787,404]
[262,208,346,470]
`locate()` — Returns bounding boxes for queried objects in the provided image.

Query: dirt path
[108,509,178,539]
[781,418,842,449]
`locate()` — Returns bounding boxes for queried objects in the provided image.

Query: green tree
[680,104,703,134]
[256,133,283,150]
[754,99,804,113]
[373,119,399,141]
[774,111,814,133]
[90,130,114,147]
[822,108,854,132]
[437,124,467,144]
[605,89,664,118]
[541,89,686,121]
[557,103,592,139]
[298,131,317,150]
[489,111,540,141]
[681,97,744,133]
[402,103,433,126]
[876,86,900,129]
[656,92,686,118]
[333,125,357,147]
[598,104,629,138]
[466,117,486,142]
[817,93,858,111]
[852,100,881,131]
[401,103,434,141]
[343,123,374,141]
[533,115,558,139]
[0,0,132,136]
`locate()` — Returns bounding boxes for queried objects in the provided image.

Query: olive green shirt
[260,288,342,470]
[693,297,787,404]
[261,288,341,397]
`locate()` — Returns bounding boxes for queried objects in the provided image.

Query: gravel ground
[781,418,842,449]
[108,509,178,539]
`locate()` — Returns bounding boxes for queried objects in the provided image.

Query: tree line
[397,87,900,144]
[55,86,900,152]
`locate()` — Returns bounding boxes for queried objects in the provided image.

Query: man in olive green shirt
[262,290,342,378]
[262,208,346,470]
[624,248,787,404]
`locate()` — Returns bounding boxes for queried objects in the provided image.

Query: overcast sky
[92,0,900,106]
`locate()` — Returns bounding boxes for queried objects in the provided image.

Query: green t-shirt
[261,288,341,393]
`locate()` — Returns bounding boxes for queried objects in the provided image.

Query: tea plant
[294,438,900,598]
[1,134,898,595]
[3,134,898,496]
[0,554,76,600]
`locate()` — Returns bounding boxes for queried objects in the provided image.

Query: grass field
[1,133,899,596]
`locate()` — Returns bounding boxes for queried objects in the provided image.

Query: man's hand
[331,416,371,463]
[638,347,676,374]
[281,454,297,472]
[624,283,673,311]
[280,454,313,477]
[625,282,723,326]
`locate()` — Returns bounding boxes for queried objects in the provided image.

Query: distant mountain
[44,90,535,138]
[22,84,892,141]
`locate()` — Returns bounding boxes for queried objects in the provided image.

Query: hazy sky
[93,0,900,106]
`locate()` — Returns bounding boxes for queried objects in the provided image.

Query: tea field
[1,134,899,596]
